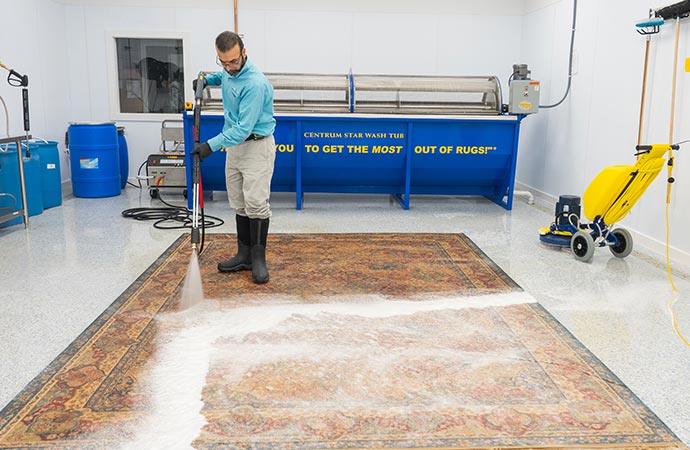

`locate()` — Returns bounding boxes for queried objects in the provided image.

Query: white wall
[2,0,524,186]
[60,0,524,182]
[6,0,690,260]
[518,0,690,262]
[0,0,70,173]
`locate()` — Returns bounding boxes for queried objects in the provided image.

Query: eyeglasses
[216,54,243,68]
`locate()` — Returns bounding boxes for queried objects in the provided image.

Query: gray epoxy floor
[1,187,689,445]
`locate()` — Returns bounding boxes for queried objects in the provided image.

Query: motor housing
[555,195,581,227]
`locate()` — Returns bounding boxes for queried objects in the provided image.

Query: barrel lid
[68,121,116,126]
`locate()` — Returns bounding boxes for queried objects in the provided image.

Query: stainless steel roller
[197,71,503,115]
[268,73,351,113]
[353,75,501,115]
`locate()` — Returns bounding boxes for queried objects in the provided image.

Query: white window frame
[105,30,192,122]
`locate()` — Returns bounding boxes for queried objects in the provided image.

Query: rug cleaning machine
[541,0,690,263]
[539,143,681,262]
[184,65,540,211]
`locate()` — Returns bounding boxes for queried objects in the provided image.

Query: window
[115,38,184,114]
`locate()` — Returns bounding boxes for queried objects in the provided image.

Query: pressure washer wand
[191,151,202,250]
[190,74,206,251]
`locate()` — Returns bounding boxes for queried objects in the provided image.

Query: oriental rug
[0,233,685,450]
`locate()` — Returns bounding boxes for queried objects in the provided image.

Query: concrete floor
[1,187,689,445]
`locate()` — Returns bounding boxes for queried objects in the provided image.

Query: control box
[509,80,540,114]
[146,154,186,191]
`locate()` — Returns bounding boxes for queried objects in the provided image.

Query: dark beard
[225,55,246,76]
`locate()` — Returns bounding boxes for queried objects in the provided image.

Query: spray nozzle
[0,60,29,87]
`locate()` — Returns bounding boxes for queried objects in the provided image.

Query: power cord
[121,190,224,254]
[663,146,689,346]
[666,165,690,347]
[665,202,687,346]
[132,159,149,189]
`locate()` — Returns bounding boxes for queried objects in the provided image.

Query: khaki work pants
[224,135,276,219]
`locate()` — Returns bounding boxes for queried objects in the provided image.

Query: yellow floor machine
[539,143,680,262]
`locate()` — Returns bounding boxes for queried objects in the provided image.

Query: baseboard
[514,181,557,214]
[628,230,690,274]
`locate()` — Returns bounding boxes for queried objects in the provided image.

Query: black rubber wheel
[571,230,594,262]
[149,189,158,199]
[609,228,633,258]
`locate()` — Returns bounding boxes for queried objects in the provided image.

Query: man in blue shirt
[192,31,276,284]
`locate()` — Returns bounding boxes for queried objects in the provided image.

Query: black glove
[191,142,213,162]
[192,77,207,92]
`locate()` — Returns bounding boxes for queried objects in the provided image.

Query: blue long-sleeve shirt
[205,60,276,152]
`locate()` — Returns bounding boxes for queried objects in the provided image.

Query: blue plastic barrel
[68,122,121,198]
[30,141,62,209]
[117,126,128,189]
[0,144,44,227]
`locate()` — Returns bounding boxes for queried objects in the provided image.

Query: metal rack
[160,119,185,153]
[0,135,32,228]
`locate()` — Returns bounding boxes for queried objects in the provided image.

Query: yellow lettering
[414,146,436,154]
[372,145,403,154]
[347,145,369,153]
[455,145,494,155]
[322,145,344,153]
[303,132,343,138]
[276,144,294,153]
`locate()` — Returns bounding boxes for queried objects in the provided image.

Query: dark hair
[215,31,244,53]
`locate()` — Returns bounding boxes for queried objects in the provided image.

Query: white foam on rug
[119,290,535,450]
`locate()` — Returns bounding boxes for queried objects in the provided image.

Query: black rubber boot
[218,215,252,273]
[249,217,270,284]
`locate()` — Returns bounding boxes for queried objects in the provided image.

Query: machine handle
[635,143,681,157]
[635,145,652,156]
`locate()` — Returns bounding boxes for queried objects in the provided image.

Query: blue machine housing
[183,112,524,210]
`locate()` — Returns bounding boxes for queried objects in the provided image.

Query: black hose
[121,191,224,253]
